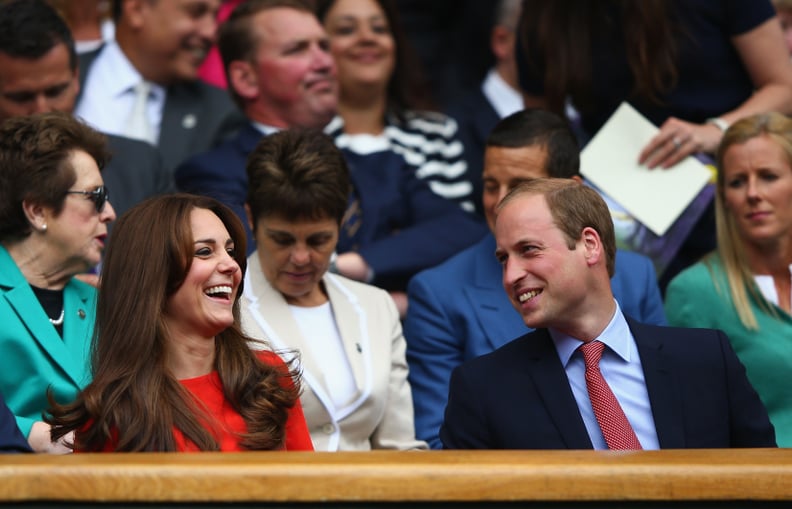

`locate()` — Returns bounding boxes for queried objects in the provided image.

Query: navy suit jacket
[174,122,260,248]
[175,123,488,290]
[405,233,667,448]
[103,133,173,223]
[440,321,776,449]
[0,392,30,453]
[78,48,245,173]
[445,86,499,216]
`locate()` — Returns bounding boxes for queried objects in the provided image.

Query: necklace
[49,309,65,326]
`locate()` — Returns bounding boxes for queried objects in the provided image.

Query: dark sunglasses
[65,185,109,213]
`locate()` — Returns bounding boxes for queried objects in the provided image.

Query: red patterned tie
[579,341,642,450]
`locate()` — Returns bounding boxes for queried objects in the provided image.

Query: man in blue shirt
[439,178,774,449]
[404,109,666,448]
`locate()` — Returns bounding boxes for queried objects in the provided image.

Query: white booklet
[580,102,712,237]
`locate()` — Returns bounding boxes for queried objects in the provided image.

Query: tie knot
[579,340,605,367]
[133,80,152,96]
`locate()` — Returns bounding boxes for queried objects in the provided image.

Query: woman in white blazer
[240,129,426,451]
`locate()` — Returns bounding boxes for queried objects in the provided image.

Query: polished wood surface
[0,449,790,503]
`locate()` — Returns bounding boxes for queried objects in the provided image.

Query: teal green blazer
[0,246,95,437]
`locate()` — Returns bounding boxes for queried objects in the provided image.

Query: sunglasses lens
[94,187,108,213]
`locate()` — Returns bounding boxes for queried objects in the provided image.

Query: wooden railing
[0,449,790,506]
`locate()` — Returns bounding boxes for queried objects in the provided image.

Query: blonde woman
[665,112,792,446]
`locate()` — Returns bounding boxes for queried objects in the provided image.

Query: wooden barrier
[0,449,790,506]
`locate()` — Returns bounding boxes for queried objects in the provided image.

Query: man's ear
[580,226,603,268]
[122,0,148,30]
[228,60,259,101]
[244,203,255,233]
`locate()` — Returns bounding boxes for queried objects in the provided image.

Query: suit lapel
[323,276,369,398]
[234,123,266,155]
[524,330,594,449]
[243,257,354,418]
[159,84,196,169]
[628,320,685,448]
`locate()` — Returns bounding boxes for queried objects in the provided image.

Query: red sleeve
[255,350,314,451]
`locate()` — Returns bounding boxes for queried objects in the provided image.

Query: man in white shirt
[445,0,523,216]
[75,0,244,172]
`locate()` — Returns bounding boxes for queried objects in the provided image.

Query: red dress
[86,351,314,452]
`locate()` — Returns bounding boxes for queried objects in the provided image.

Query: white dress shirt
[75,41,165,142]
[482,68,523,120]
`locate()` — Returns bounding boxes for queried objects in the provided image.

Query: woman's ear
[22,199,48,232]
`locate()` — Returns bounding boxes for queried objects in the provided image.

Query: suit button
[322,423,335,434]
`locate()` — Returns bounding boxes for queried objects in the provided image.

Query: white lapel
[242,263,372,424]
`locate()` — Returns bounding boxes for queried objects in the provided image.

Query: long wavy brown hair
[520,0,678,118]
[47,194,301,451]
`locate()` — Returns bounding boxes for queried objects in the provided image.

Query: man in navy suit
[405,109,666,448]
[440,178,775,449]
[175,0,487,296]
[175,0,338,249]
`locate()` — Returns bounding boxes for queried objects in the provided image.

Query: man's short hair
[486,108,580,179]
[497,178,616,277]
[0,0,77,71]
[218,0,314,108]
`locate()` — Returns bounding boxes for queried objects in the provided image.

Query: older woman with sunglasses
[0,112,116,453]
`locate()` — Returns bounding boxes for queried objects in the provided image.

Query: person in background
[48,194,313,452]
[0,0,171,224]
[46,0,114,54]
[75,0,244,173]
[317,0,480,213]
[176,0,487,312]
[517,0,792,287]
[241,129,426,451]
[445,0,524,215]
[665,112,792,447]
[0,112,116,453]
[197,0,245,89]
[441,178,775,449]
[176,0,338,249]
[393,0,497,110]
[405,109,666,448]
[772,0,792,55]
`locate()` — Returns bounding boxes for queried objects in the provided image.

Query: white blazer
[241,253,427,452]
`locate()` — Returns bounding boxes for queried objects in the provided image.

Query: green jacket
[0,245,95,436]
[665,254,792,447]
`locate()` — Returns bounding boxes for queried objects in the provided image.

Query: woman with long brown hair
[48,194,313,451]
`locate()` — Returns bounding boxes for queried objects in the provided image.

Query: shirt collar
[481,68,523,119]
[251,122,281,136]
[97,41,165,101]
[550,300,634,367]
